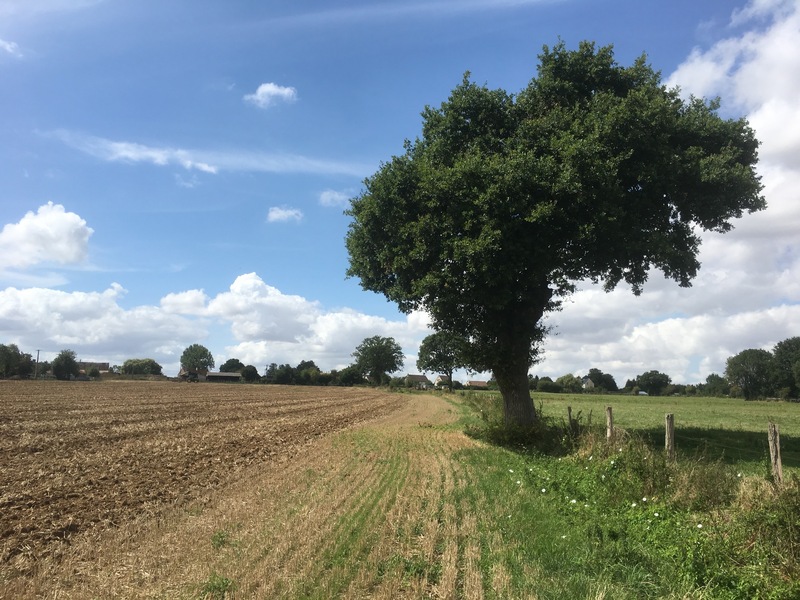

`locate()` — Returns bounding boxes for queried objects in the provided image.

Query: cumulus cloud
[0,272,430,377]
[319,189,353,208]
[160,289,210,315]
[267,206,303,223]
[0,283,201,369]
[212,275,430,371]
[0,202,93,271]
[243,82,297,109]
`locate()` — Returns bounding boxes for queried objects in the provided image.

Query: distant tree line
[0,344,35,379]
[520,337,800,401]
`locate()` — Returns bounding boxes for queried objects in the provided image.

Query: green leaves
[346,40,763,424]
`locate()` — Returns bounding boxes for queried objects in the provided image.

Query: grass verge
[459,390,800,599]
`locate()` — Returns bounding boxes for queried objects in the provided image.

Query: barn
[206,372,243,383]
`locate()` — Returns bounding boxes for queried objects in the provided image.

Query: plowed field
[0,380,407,579]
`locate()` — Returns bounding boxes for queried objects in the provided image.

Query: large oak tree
[346,41,764,427]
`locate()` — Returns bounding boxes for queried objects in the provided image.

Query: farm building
[178,368,208,382]
[465,380,489,390]
[206,372,243,383]
[434,375,451,389]
[405,374,433,389]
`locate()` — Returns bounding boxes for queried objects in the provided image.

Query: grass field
[1,381,798,598]
[528,391,800,473]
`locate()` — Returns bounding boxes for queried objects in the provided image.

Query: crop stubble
[0,380,406,577]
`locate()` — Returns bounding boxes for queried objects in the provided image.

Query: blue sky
[2,0,799,384]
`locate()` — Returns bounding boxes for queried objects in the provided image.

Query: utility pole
[34,349,40,379]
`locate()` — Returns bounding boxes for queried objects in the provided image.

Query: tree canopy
[416,331,467,391]
[122,358,163,376]
[52,349,80,381]
[219,358,245,373]
[352,336,404,385]
[726,348,774,400]
[180,344,215,372]
[772,337,800,398]
[0,344,34,379]
[635,370,672,396]
[346,41,763,426]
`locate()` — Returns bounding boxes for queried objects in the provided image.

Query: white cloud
[0,38,22,57]
[47,129,370,177]
[0,283,200,370]
[160,289,209,315]
[267,206,303,223]
[0,272,430,377]
[47,130,219,173]
[319,189,352,208]
[243,82,297,109]
[0,202,93,271]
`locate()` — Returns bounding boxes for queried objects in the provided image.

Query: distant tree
[180,344,215,372]
[296,360,321,385]
[345,41,764,427]
[241,365,260,383]
[122,358,163,375]
[416,331,467,391]
[273,364,295,385]
[87,367,101,378]
[37,361,51,377]
[52,349,80,381]
[337,364,366,386]
[772,337,800,398]
[264,363,278,383]
[635,371,672,396]
[352,336,404,384]
[726,348,774,400]
[0,344,32,378]
[220,358,246,373]
[703,373,730,397]
[555,373,583,393]
[587,367,618,392]
[536,376,562,393]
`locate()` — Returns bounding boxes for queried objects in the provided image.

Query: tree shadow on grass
[636,426,800,470]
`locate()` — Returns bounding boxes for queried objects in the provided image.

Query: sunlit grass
[456,391,800,599]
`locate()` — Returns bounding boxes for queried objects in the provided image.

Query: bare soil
[0,380,407,582]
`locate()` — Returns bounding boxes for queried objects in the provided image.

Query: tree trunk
[482,286,551,428]
[495,363,537,427]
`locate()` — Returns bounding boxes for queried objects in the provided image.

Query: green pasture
[478,391,800,475]
[453,391,800,598]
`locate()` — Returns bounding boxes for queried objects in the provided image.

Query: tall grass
[457,390,800,598]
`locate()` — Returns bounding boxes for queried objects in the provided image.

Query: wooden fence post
[606,406,613,443]
[665,413,675,461]
[567,406,576,435]
[768,422,783,486]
